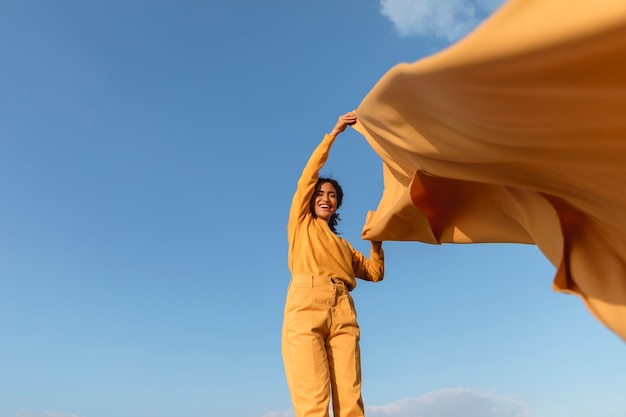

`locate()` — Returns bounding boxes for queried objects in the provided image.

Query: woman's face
[313,181,338,222]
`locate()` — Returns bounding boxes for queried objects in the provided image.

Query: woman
[282,112,385,417]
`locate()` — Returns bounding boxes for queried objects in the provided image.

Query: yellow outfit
[282,134,384,417]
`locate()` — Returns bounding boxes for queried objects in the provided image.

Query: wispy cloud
[367,388,529,417]
[263,388,529,417]
[379,0,506,42]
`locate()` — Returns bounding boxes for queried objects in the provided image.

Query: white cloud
[263,388,529,417]
[366,388,529,417]
[379,0,506,42]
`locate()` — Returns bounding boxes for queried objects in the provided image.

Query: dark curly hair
[309,177,343,234]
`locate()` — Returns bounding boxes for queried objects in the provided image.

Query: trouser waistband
[291,274,350,290]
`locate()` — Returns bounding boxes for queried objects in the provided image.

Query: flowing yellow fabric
[353,0,626,341]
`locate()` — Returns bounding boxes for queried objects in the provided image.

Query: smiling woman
[310,178,343,233]
[282,112,385,417]
[312,181,339,221]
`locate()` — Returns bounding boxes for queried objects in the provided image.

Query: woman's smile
[314,182,337,221]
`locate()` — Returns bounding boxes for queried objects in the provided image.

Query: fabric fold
[353,0,626,340]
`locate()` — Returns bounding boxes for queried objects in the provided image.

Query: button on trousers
[282,275,364,417]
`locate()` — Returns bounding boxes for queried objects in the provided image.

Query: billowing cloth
[353,0,626,341]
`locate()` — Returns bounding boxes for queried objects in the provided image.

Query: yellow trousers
[282,275,364,417]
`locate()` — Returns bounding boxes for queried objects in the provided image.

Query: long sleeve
[287,134,337,250]
[346,240,385,282]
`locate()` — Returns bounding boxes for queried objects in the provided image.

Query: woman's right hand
[329,111,357,137]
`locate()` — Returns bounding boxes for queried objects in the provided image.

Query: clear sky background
[1,1,625,417]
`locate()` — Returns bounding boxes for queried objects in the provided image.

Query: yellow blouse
[287,134,384,291]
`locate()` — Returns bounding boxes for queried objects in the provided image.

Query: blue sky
[1,1,624,417]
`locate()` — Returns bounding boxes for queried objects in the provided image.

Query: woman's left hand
[329,111,357,137]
